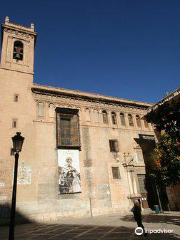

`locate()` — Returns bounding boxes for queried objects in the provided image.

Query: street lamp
[9,132,24,240]
[151,174,163,213]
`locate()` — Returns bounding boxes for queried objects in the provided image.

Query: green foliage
[153,134,180,186]
[146,100,180,135]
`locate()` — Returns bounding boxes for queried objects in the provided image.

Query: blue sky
[0,0,180,103]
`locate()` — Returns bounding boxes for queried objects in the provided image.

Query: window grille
[137,174,146,196]
[112,167,121,179]
[56,108,80,148]
[109,140,119,152]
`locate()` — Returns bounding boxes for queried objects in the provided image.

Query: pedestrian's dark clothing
[133,205,145,231]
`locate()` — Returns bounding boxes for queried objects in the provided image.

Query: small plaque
[17,166,31,185]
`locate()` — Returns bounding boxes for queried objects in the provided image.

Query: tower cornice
[2,23,37,43]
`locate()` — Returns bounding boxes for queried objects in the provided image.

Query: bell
[14,53,21,60]
[14,46,22,60]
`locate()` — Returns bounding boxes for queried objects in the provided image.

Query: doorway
[135,134,169,210]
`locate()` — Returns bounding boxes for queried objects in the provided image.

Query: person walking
[131,200,147,236]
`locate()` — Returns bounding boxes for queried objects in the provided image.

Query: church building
[0,17,158,225]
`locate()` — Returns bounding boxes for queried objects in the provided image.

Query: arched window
[13,41,23,61]
[128,114,134,127]
[144,119,149,128]
[111,112,117,125]
[85,108,90,121]
[120,113,126,126]
[136,115,141,128]
[102,110,108,124]
[93,110,99,122]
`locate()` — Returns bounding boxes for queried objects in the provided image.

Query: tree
[146,99,180,186]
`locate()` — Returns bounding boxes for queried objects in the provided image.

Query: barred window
[60,118,71,145]
[111,112,117,125]
[112,167,121,179]
[128,114,134,127]
[102,110,108,124]
[136,115,141,128]
[120,113,126,126]
[109,140,119,152]
[56,108,80,148]
[137,174,146,197]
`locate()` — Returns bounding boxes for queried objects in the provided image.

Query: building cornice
[147,87,180,112]
[32,84,152,109]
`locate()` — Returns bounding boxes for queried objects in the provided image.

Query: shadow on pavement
[1,221,180,240]
[1,222,133,240]
[0,203,180,240]
[0,203,32,226]
[120,212,180,226]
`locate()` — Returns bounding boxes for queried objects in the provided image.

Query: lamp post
[155,184,163,213]
[151,174,163,213]
[9,132,24,240]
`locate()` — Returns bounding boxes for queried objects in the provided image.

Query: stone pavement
[0,211,180,240]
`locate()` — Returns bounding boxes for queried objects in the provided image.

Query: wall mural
[58,149,81,194]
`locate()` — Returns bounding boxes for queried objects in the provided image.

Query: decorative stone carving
[3,27,35,40]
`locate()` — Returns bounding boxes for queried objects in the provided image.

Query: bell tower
[0,17,37,205]
[0,16,37,74]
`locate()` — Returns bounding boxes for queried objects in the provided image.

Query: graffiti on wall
[58,149,81,194]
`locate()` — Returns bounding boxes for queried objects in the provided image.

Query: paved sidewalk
[0,211,180,240]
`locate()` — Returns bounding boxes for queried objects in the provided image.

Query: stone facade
[0,18,156,225]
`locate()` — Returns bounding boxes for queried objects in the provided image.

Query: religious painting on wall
[17,166,31,185]
[58,149,81,194]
